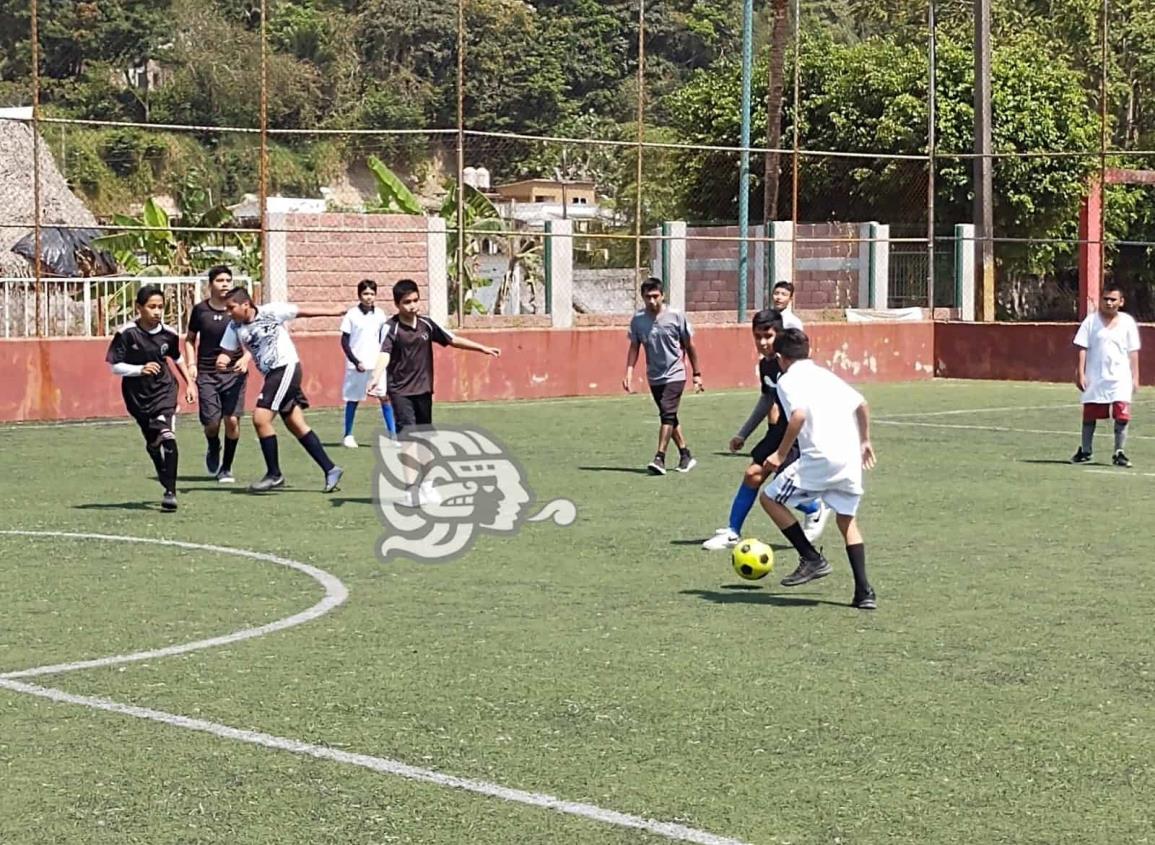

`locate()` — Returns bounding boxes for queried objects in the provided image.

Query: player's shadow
[74,500,158,512]
[1019,459,1083,466]
[670,539,791,551]
[711,451,747,457]
[680,586,847,609]
[578,466,653,475]
[328,496,374,507]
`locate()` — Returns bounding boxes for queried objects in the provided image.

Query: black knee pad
[660,414,679,427]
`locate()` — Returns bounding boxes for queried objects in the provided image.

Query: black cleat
[1113,450,1132,468]
[676,452,697,473]
[161,491,178,512]
[1071,448,1093,464]
[323,466,344,493]
[206,446,221,475]
[647,454,667,476]
[780,554,833,587]
[249,474,286,493]
[852,589,877,610]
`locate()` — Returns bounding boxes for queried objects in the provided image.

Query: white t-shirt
[777,359,867,493]
[221,302,300,375]
[340,305,388,371]
[1074,311,1141,404]
[781,307,804,330]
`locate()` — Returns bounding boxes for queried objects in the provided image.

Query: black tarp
[11,226,118,277]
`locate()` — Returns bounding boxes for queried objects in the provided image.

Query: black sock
[781,522,821,560]
[206,434,221,454]
[259,434,281,477]
[678,445,691,456]
[160,440,179,494]
[655,451,666,461]
[298,430,335,473]
[146,444,165,479]
[846,543,870,593]
[222,436,239,472]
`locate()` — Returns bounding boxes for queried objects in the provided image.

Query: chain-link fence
[3,0,1154,334]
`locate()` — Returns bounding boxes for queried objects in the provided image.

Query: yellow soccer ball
[732,538,775,580]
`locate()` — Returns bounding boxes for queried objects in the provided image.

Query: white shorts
[762,462,862,517]
[342,369,386,402]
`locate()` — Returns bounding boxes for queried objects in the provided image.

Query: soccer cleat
[676,452,697,473]
[249,474,286,493]
[647,455,667,476]
[1113,450,1132,468]
[1071,448,1093,464]
[779,554,833,587]
[206,446,221,475]
[216,469,236,484]
[161,491,178,512]
[418,480,442,506]
[323,466,344,493]
[852,589,877,610]
[701,529,740,551]
[342,435,359,449]
[801,499,831,543]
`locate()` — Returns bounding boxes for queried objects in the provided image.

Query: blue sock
[343,401,357,437]
[381,402,397,436]
[796,498,819,516]
[728,484,760,535]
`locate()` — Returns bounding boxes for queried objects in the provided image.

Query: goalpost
[1078,168,1155,318]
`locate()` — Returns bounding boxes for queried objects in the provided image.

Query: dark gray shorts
[197,371,247,426]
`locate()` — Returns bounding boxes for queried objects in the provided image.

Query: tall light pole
[737,0,755,321]
[974,0,995,321]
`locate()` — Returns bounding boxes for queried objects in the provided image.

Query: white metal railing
[0,276,251,338]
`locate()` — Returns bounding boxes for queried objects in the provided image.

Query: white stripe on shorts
[270,362,296,412]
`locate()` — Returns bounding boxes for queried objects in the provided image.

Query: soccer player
[771,280,804,330]
[367,279,501,506]
[339,279,395,448]
[106,285,197,512]
[217,288,345,494]
[623,277,703,475]
[701,309,830,550]
[1071,283,1141,467]
[759,328,877,610]
[185,264,250,483]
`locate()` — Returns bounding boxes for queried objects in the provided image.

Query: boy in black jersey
[700,308,829,549]
[106,285,197,512]
[185,265,251,483]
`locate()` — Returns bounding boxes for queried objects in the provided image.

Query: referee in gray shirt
[624,277,703,475]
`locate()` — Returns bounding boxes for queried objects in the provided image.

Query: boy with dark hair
[624,277,703,475]
[339,279,395,448]
[218,288,346,494]
[1071,283,1141,467]
[107,285,197,512]
[702,309,830,549]
[771,281,804,330]
[760,328,878,610]
[185,264,250,483]
[367,279,501,506]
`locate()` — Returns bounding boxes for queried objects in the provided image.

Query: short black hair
[1103,282,1125,297]
[357,278,378,295]
[640,277,663,295]
[207,264,232,283]
[773,328,810,360]
[225,286,253,305]
[136,284,164,306]
[752,308,783,333]
[393,278,420,303]
[773,280,794,294]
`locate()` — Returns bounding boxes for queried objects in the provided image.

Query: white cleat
[701,529,740,550]
[342,435,359,449]
[418,481,442,507]
[801,499,831,544]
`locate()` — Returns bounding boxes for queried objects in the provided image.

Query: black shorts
[131,407,177,445]
[196,371,247,426]
[649,380,685,425]
[389,392,433,433]
[256,363,309,416]
[750,428,800,470]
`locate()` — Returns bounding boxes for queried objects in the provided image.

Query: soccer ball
[732,539,774,581]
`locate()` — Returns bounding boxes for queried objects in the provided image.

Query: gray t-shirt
[628,307,693,385]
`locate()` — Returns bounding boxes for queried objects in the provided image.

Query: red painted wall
[934,322,1155,385]
[0,322,933,423]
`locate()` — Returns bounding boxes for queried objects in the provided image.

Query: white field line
[1084,468,1155,478]
[0,530,751,845]
[875,420,1155,440]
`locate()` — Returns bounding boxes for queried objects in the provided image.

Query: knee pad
[660,413,679,427]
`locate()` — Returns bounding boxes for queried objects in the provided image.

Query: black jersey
[106,322,182,418]
[759,356,788,440]
[380,315,454,396]
[187,300,241,370]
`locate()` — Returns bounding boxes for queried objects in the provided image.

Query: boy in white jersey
[771,280,804,330]
[218,287,346,493]
[760,328,877,610]
[339,279,395,448]
[1071,283,1141,467]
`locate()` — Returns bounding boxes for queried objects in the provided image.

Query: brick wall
[793,222,860,311]
[280,213,429,331]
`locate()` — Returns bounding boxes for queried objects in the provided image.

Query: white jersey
[340,305,388,371]
[221,302,300,375]
[781,307,804,330]
[1074,311,1141,404]
[777,359,867,493]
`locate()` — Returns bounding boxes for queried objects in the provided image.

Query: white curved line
[0,530,348,680]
